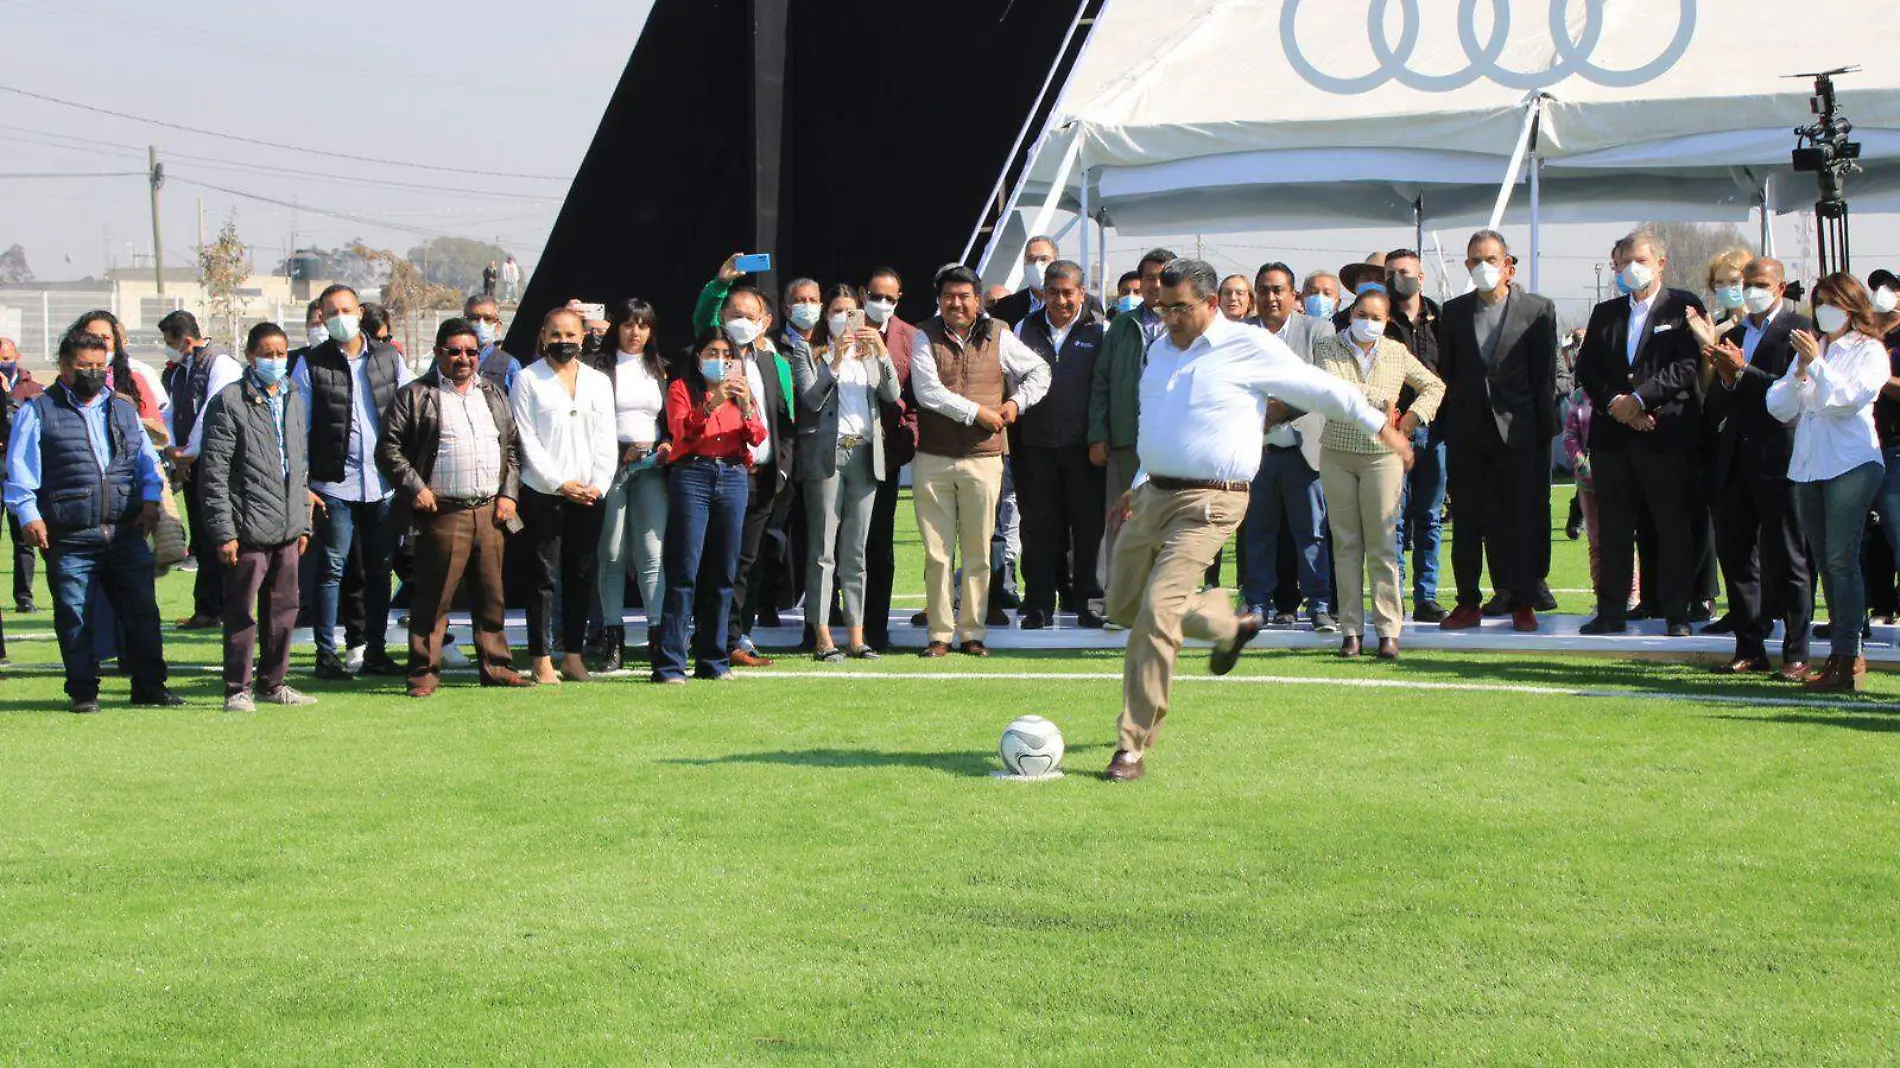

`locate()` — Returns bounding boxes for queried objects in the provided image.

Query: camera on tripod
[1791,66,1862,205]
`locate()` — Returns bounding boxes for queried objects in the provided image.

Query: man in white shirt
[157,310,244,628]
[1102,258,1412,782]
[909,264,1051,656]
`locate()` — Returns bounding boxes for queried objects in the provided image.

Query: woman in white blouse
[1765,273,1890,692]
[788,285,902,662]
[509,307,617,685]
[592,299,671,672]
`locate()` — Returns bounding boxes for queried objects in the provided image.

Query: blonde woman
[1690,247,1754,393]
[1218,274,1255,322]
[1315,288,1445,660]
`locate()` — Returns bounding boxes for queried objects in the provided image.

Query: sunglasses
[440,346,482,357]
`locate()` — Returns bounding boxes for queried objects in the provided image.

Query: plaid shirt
[430,379,504,498]
[1312,332,1444,455]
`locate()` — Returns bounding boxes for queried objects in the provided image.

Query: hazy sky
[3,0,1897,328]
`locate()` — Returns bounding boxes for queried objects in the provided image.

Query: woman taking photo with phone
[789,285,902,662]
[652,329,766,683]
[593,299,671,671]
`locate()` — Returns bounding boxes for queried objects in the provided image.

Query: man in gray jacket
[199,323,318,712]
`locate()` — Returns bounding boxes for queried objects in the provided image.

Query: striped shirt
[431,379,503,498]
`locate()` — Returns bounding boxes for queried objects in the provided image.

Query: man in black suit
[1577,230,1706,636]
[1434,230,1559,633]
[1702,256,1813,678]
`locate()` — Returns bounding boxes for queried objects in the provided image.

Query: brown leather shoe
[1511,606,1538,633]
[1775,661,1810,683]
[1103,751,1146,782]
[1439,604,1483,630]
[1209,612,1264,676]
[957,640,990,658]
[1801,655,1841,686]
[1712,656,1772,675]
[1337,635,1362,658]
[729,647,774,668]
[918,641,950,658]
[407,680,438,698]
[1806,655,1866,692]
[1376,636,1399,660]
[175,612,220,630]
[481,669,536,688]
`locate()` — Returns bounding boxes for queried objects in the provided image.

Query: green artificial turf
[2,488,1897,1065]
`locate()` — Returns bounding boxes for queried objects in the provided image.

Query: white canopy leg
[991,131,1085,290]
[1529,153,1542,293]
[1486,95,1543,234]
[1080,167,1092,296]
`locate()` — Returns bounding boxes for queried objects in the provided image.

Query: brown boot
[1807,655,1868,692]
[1800,656,1839,686]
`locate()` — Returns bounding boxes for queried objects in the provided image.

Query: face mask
[723,317,762,347]
[544,341,582,364]
[864,298,896,325]
[1116,294,1142,314]
[788,302,822,331]
[1023,259,1048,289]
[306,326,329,349]
[474,320,497,346]
[1619,261,1655,295]
[1469,262,1503,292]
[1743,286,1778,316]
[701,358,727,384]
[0,361,16,378]
[325,313,361,344]
[1387,274,1421,300]
[1714,284,1745,310]
[70,368,107,400]
[1349,318,1386,343]
[583,332,604,357]
[1815,304,1850,335]
[827,313,853,339]
[252,357,289,386]
[1302,294,1336,319]
[1874,286,1898,315]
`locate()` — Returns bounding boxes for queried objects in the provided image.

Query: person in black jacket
[1576,230,1707,635]
[198,323,317,712]
[1699,256,1813,678]
[1434,230,1559,633]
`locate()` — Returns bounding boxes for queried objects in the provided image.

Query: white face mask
[1815,304,1851,335]
[788,302,822,331]
[306,325,329,349]
[474,320,497,346]
[1743,286,1779,316]
[723,317,762,347]
[325,313,361,344]
[1620,261,1655,295]
[827,313,852,339]
[1023,259,1048,290]
[1874,286,1898,315]
[864,298,896,324]
[1469,262,1503,292]
[1349,318,1386,344]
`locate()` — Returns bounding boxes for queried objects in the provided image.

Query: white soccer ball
[999,715,1065,777]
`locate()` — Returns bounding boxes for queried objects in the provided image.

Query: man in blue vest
[4,330,180,713]
[158,309,244,628]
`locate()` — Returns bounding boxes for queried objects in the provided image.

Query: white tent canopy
[984,0,1900,288]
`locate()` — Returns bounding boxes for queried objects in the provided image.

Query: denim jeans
[45,531,167,701]
[1241,448,1329,613]
[1397,422,1446,605]
[1873,444,1900,567]
[1793,459,1885,658]
[315,495,396,657]
[656,458,750,680]
[598,462,669,625]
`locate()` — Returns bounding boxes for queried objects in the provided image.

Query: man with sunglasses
[1102,258,1412,783]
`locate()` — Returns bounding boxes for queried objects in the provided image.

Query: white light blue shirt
[4,384,165,527]
[174,350,246,459]
[1625,291,1655,364]
[1765,330,1889,483]
[1741,307,1781,365]
[291,343,415,503]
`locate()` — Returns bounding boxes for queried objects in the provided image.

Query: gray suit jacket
[787,337,902,482]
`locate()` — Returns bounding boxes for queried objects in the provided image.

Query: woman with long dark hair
[652,328,764,683]
[69,310,163,435]
[593,298,672,671]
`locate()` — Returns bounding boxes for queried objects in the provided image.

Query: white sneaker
[260,685,318,707]
[344,644,366,674]
[442,643,471,668]
[223,692,255,713]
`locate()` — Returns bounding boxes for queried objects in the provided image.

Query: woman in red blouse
[652,329,767,683]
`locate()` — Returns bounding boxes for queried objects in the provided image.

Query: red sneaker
[1439,604,1483,630]
[1512,606,1538,632]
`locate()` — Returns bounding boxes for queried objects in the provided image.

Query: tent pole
[1486,96,1542,233]
[996,132,1085,290]
[1413,195,1424,259]
[1759,182,1772,254]
[1080,167,1092,296]
[1528,154,1542,293]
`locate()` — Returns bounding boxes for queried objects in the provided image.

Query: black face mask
[582,332,604,357]
[69,368,107,400]
[544,342,583,365]
[1387,274,1422,300]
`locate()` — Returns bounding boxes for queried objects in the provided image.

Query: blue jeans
[656,458,750,680]
[1873,444,1900,567]
[315,495,396,657]
[1398,422,1446,606]
[45,531,167,701]
[1793,459,1885,658]
[1241,448,1330,613]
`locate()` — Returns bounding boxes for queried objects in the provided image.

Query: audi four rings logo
[1281,0,1698,95]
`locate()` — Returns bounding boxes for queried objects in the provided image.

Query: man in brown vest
[908,265,1051,656]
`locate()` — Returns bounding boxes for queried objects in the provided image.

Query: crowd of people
[3,226,1900,719]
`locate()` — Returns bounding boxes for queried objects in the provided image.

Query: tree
[1640,221,1754,296]
[199,217,250,348]
[405,236,510,291]
[0,244,32,285]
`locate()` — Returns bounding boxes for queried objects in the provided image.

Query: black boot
[599,625,624,673]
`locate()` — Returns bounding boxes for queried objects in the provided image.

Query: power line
[0,83,574,182]
[0,170,144,179]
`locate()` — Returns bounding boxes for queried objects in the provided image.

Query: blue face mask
[252,357,289,386]
[701,358,727,385]
[1714,284,1745,310]
[1303,294,1337,319]
[1613,273,1633,296]
[1116,294,1142,314]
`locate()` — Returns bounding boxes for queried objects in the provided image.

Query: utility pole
[1593,263,1604,304]
[1194,233,1205,260]
[148,145,165,295]
[197,197,206,259]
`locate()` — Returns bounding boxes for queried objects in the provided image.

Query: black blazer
[1703,310,1812,486]
[748,333,800,489]
[1576,287,1706,453]
[1435,285,1559,450]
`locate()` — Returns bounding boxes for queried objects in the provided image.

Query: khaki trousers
[1319,447,1406,639]
[1105,483,1247,755]
[913,452,1005,644]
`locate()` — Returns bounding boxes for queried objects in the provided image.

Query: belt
[837,434,865,450]
[1148,475,1251,494]
[1264,444,1303,455]
[436,494,495,511]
